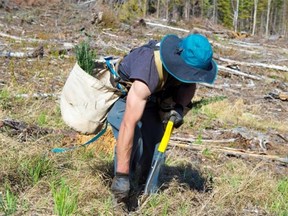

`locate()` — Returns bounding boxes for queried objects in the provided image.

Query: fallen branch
[102,31,119,38]
[170,142,288,164]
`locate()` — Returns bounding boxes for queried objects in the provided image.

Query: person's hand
[111,172,130,203]
[163,104,184,128]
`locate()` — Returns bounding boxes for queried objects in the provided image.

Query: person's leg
[138,101,164,184]
[107,99,164,186]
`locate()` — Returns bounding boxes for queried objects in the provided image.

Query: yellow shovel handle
[158,117,175,153]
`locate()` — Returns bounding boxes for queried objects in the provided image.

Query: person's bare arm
[174,83,196,107]
[116,80,151,174]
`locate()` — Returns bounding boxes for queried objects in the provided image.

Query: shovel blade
[144,151,165,194]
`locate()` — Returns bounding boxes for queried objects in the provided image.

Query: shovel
[144,115,176,194]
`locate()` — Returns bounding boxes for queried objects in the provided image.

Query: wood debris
[170,142,288,164]
[0,46,44,58]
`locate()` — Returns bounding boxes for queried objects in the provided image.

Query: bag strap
[51,121,108,153]
[154,50,168,91]
[104,56,131,95]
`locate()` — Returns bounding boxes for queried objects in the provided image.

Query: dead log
[171,136,236,144]
[102,31,119,38]
[279,92,288,101]
[0,46,44,58]
[15,93,60,99]
[217,57,288,72]
[212,41,261,55]
[218,65,264,80]
[79,0,96,5]
[0,32,45,43]
[199,82,245,94]
[266,92,288,101]
[0,118,75,142]
[170,142,288,164]
[145,21,189,33]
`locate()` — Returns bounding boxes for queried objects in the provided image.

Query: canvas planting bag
[60,62,122,134]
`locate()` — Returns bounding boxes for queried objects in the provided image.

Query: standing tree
[232,0,240,32]
[218,0,233,28]
[165,0,170,20]
[265,0,272,38]
[282,0,287,36]
[212,0,217,23]
[156,0,161,18]
[143,0,148,17]
[252,0,258,35]
[184,0,191,21]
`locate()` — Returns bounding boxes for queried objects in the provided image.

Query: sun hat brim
[160,34,218,84]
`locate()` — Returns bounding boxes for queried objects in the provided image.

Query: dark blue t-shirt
[118,41,160,93]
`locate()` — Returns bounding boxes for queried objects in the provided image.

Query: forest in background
[100,0,287,38]
[5,0,288,38]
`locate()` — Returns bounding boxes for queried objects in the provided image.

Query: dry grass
[195,98,288,133]
[209,160,276,213]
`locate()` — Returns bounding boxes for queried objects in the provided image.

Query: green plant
[75,41,96,75]
[0,88,12,110]
[19,156,56,186]
[29,157,54,185]
[270,177,288,216]
[0,184,17,215]
[96,197,114,215]
[202,148,212,157]
[51,179,78,216]
[37,112,47,126]
[176,201,190,215]
[195,134,203,145]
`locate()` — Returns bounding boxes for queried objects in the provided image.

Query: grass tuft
[51,179,78,216]
[0,184,18,215]
[270,177,288,216]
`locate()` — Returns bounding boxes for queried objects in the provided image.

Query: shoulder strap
[129,41,168,92]
[154,50,167,91]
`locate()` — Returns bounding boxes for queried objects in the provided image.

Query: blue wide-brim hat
[160,34,218,84]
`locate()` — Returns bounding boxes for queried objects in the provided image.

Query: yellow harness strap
[154,50,167,91]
